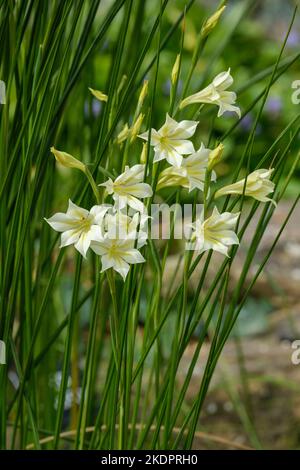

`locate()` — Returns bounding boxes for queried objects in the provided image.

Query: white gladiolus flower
[215,169,275,203]
[180,69,241,118]
[191,207,239,256]
[45,200,109,258]
[157,144,216,192]
[139,113,198,168]
[91,234,145,281]
[99,164,152,212]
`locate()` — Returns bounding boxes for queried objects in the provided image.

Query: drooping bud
[215,168,276,204]
[201,5,226,39]
[88,87,108,102]
[179,69,240,118]
[138,80,149,109]
[50,147,86,172]
[171,54,181,86]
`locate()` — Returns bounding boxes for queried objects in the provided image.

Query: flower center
[78,215,93,232]
[108,242,123,258]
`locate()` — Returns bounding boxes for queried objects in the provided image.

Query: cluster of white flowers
[45,165,151,280]
[46,70,276,280]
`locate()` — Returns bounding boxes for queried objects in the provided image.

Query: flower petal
[60,229,80,248]
[168,139,195,155]
[90,205,110,224]
[45,213,76,232]
[67,199,89,218]
[113,257,130,281]
[74,232,91,258]
[101,253,117,272]
[121,248,145,264]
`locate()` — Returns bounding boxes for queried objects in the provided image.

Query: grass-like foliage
[0,0,299,450]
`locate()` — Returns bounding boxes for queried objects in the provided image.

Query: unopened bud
[201,5,226,39]
[117,124,130,145]
[88,87,108,102]
[130,113,144,143]
[138,80,149,108]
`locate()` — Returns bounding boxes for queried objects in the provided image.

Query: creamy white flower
[91,234,145,281]
[180,69,241,118]
[88,87,108,102]
[99,164,152,212]
[215,169,275,203]
[191,207,239,256]
[104,210,148,248]
[130,113,144,142]
[139,113,198,168]
[45,200,109,258]
[157,144,216,192]
[137,80,149,110]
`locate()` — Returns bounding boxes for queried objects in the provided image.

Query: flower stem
[106,269,120,371]
[84,167,101,204]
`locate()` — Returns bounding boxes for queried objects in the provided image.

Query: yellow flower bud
[208,143,224,171]
[88,87,108,102]
[201,5,226,39]
[50,147,86,172]
[140,143,147,164]
[117,124,130,145]
[130,113,144,143]
[171,54,181,86]
[138,80,148,108]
